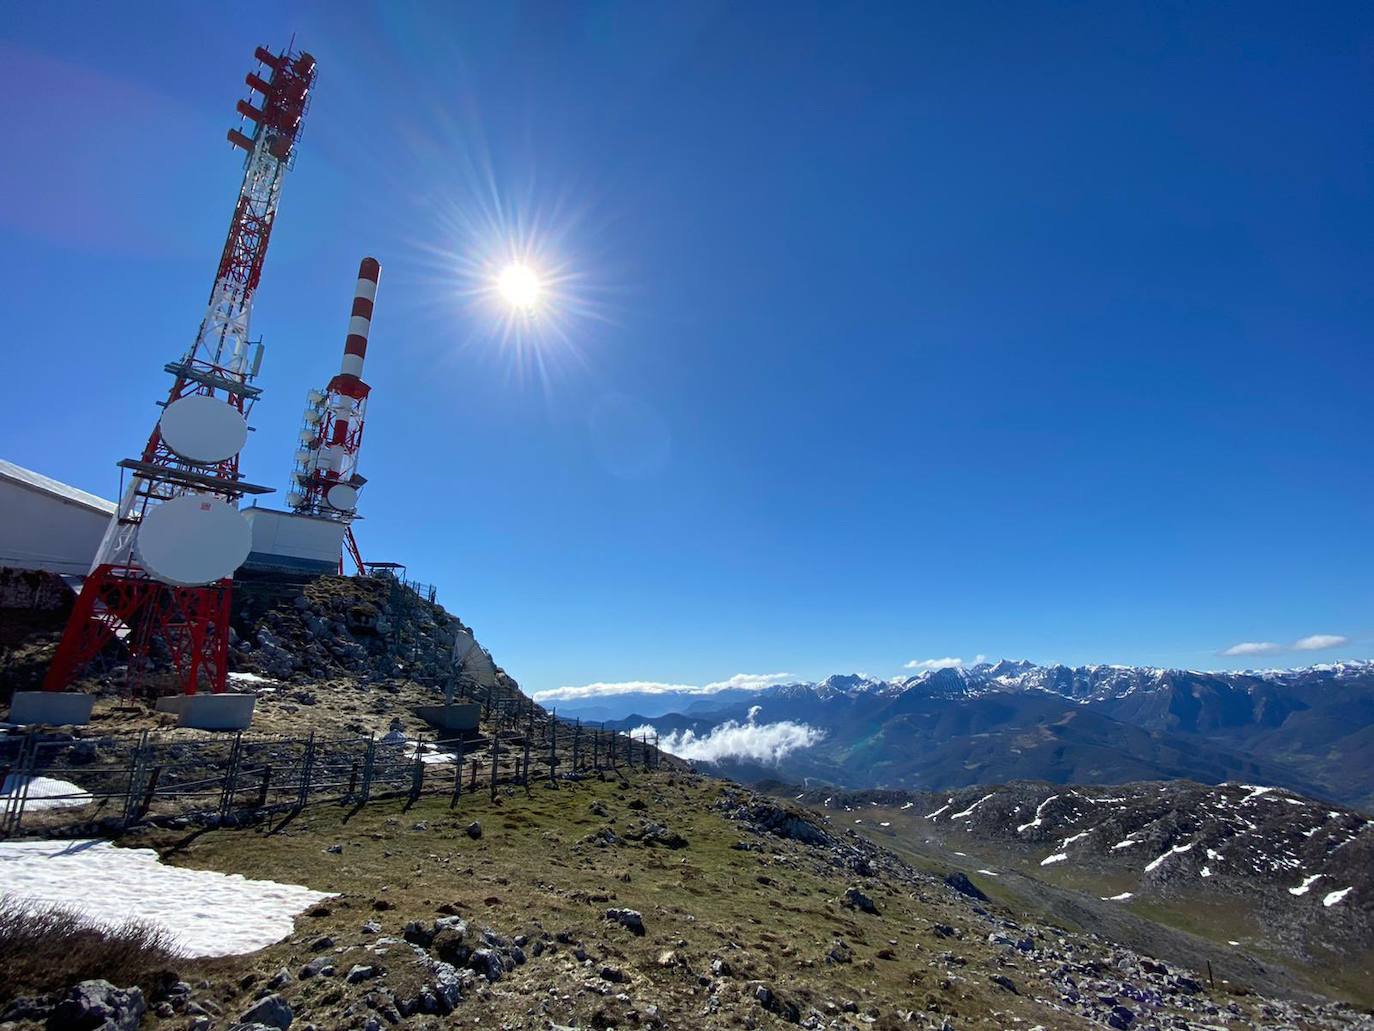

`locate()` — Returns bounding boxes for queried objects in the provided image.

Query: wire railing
[0,719,663,839]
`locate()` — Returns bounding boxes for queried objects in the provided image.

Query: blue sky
[3,2,1371,698]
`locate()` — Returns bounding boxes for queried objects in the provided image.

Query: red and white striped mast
[44,44,317,697]
[288,258,381,573]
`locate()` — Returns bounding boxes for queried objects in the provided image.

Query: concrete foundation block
[155,693,256,731]
[6,691,95,726]
[416,702,481,733]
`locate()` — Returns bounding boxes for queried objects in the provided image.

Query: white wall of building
[0,461,115,578]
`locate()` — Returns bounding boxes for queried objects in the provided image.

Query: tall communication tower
[43,44,317,698]
[287,258,382,573]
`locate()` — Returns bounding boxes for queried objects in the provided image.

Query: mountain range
[603,660,1374,810]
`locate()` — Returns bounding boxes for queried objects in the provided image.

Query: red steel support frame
[44,45,316,697]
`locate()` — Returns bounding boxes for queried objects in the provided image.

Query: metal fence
[0,719,662,838]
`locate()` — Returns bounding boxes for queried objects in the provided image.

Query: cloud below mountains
[631,707,824,764]
[533,672,796,703]
[1222,634,1348,657]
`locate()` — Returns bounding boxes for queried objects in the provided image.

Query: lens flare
[496,263,542,310]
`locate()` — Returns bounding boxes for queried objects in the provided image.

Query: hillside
[789,780,1374,1008]
[6,773,1374,1029]
[603,662,1374,809]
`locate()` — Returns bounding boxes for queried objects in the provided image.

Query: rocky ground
[788,783,1373,1011]
[4,775,1373,1031]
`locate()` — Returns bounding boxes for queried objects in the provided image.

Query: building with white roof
[0,459,116,579]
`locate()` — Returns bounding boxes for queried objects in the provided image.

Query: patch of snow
[977,869,999,877]
[1145,842,1193,873]
[1238,785,1274,804]
[1200,867,1212,878]
[949,793,995,820]
[925,801,953,820]
[1111,839,1137,850]
[1102,892,1133,901]
[1228,940,1241,946]
[879,821,891,827]
[1040,853,1069,866]
[900,801,914,810]
[1289,874,1321,896]
[0,839,334,957]
[1061,831,1089,846]
[953,851,967,856]
[1323,887,1353,907]
[1017,793,1060,834]
[1,774,93,811]
[226,671,275,685]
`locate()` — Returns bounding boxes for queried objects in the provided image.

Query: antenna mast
[44,44,317,697]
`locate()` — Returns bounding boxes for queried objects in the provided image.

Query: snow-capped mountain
[616,660,1374,810]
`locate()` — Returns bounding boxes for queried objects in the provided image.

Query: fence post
[219,732,243,818]
[297,732,316,810]
[573,720,581,772]
[490,730,500,801]
[548,712,558,787]
[359,734,376,804]
[409,738,425,802]
[450,737,465,808]
[121,730,149,825]
[258,765,273,808]
[140,766,163,818]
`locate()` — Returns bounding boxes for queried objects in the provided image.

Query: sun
[496,263,542,311]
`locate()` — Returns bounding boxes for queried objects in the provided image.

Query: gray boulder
[237,993,292,1029]
[46,980,145,1031]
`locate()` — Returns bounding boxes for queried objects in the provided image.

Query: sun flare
[496,263,542,310]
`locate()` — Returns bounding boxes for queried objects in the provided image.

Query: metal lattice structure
[44,45,317,696]
[287,258,382,573]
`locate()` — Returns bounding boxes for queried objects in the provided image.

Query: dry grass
[0,894,182,999]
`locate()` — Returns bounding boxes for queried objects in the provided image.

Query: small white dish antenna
[326,483,358,511]
[135,494,252,586]
[159,395,248,464]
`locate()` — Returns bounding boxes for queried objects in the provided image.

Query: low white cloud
[533,672,796,704]
[533,681,696,703]
[633,707,823,765]
[1221,634,1350,658]
[1292,634,1348,651]
[904,654,986,670]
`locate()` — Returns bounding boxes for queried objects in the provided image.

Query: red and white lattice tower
[287,258,381,573]
[44,45,317,696]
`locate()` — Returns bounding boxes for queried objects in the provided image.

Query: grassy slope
[126,773,1067,1029]
[833,801,1374,1011]
[61,771,1363,1031]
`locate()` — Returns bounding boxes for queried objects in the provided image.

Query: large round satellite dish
[135,494,251,586]
[159,395,248,463]
[326,483,358,511]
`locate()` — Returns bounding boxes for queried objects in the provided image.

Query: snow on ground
[1040,852,1068,866]
[879,821,891,827]
[226,671,276,685]
[1238,785,1274,804]
[949,793,995,820]
[925,801,952,819]
[1289,874,1322,896]
[1323,887,1353,907]
[1145,842,1193,873]
[1102,892,1134,901]
[976,869,999,877]
[1061,831,1089,846]
[1111,839,1137,849]
[899,801,914,810]
[0,839,335,957]
[1,774,92,811]
[1017,793,1060,834]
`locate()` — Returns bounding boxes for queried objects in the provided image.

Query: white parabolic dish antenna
[326,483,358,511]
[135,494,252,586]
[159,395,248,463]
